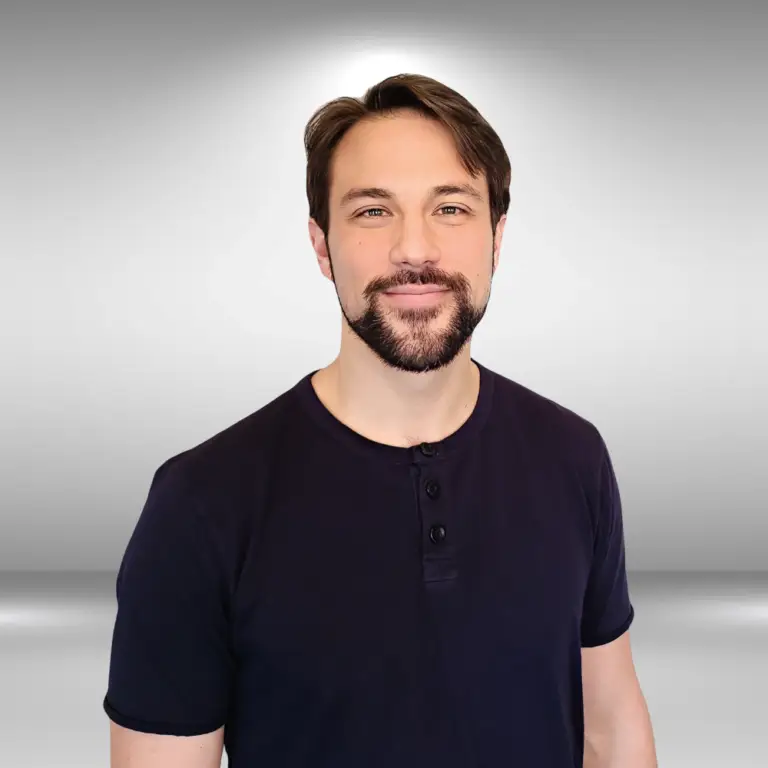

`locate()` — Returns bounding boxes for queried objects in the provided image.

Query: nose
[389,217,441,268]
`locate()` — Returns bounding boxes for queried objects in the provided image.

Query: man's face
[309,109,506,373]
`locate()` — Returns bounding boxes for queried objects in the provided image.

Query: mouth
[383,284,450,296]
[381,285,451,308]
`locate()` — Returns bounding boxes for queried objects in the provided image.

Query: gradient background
[1,0,766,766]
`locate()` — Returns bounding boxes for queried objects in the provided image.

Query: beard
[328,248,494,374]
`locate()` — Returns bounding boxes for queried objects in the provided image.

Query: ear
[308,218,333,282]
[492,214,507,275]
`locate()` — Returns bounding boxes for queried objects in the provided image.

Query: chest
[230,449,594,682]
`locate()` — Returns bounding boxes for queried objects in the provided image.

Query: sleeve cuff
[103,695,224,737]
[580,604,635,648]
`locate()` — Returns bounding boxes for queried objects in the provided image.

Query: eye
[437,205,466,216]
[357,207,387,218]
[356,205,467,218]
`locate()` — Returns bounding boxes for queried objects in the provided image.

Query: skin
[308,108,507,448]
[109,720,224,767]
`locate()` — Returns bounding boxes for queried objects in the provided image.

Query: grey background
[0,1,766,570]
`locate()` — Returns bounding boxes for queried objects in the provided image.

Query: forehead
[329,110,487,203]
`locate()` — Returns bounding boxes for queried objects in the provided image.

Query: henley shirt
[103,359,635,767]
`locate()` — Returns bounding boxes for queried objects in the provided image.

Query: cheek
[331,251,375,297]
[451,243,492,278]
[338,238,385,277]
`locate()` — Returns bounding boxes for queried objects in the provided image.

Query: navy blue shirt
[104,360,634,767]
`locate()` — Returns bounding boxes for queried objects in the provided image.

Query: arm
[579,434,656,766]
[103,459,234,767]
[110,722,224,768]
[581,631,657,767]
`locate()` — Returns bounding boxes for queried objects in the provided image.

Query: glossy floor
[0,571,766,767]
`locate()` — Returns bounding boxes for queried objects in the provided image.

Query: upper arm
[581,632,657,766]
[110,721,224,768]
[579,435,651,742]
[103,460,235,754]
[580,435,634,648]
[581,630,643,733]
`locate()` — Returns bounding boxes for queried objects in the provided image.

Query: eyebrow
[339,183,485,207]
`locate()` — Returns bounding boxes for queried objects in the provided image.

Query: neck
[311,339,480,449]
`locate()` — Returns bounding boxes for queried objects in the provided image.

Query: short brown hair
[304,73,511,239]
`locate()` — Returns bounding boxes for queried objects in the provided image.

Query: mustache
[364,269,469,298]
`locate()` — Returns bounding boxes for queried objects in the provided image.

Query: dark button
[419,442,436,457]
[429,524,447,544]
[425,479,440,499]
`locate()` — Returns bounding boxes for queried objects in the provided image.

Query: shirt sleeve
[103,458,235,735]
[580,436,635,647]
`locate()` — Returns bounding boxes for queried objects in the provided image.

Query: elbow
[584,696,658,768]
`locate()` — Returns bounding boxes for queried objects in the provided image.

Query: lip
[383,285,449,295]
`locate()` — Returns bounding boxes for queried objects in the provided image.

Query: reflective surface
[0,571,766,767]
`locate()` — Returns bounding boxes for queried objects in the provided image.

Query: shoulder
[487,366,605,468]
[140,379,306,577]
[155,379,302,494]
[485,366,612,539]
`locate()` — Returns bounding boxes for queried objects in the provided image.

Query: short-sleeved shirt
[103,359,634,767]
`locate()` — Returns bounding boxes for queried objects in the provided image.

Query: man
[105,73,657,767]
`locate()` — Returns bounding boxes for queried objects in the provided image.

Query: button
[429,524,447,544]
[425,479,440,499]
[419,442,436,457]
